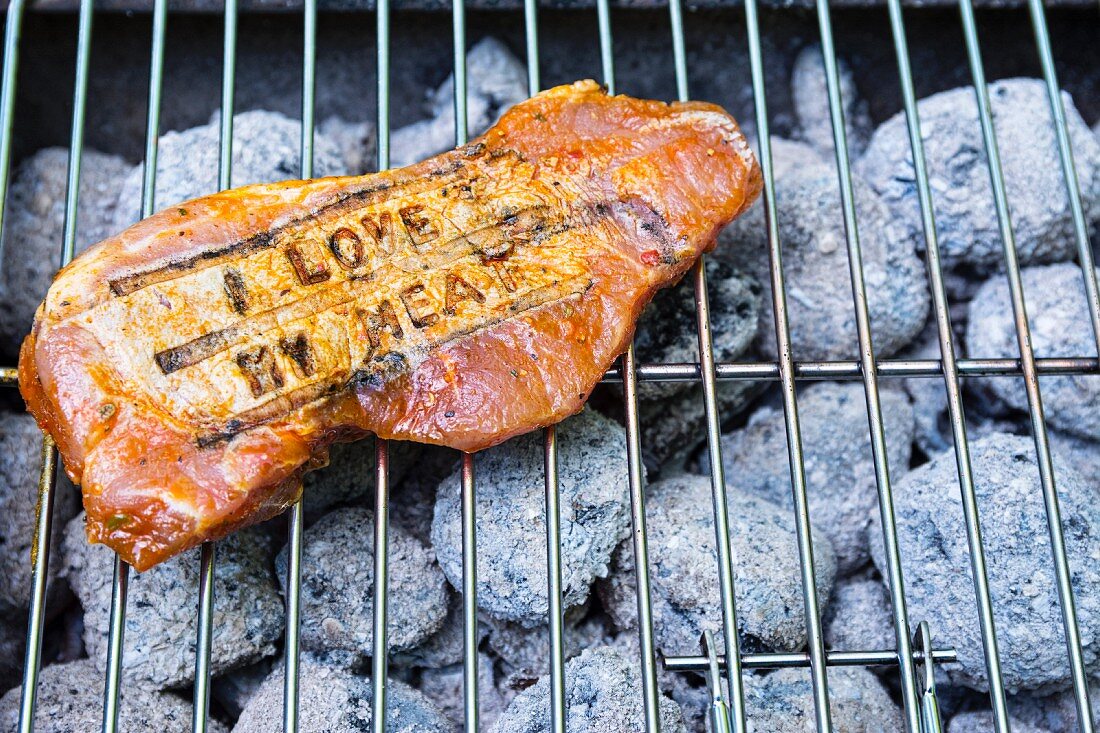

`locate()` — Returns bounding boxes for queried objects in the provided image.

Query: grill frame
[0,1,1097,732]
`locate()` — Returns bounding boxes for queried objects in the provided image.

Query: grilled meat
[19,80,761,570]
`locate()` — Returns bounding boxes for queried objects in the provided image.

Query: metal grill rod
[371,440,391,733]
[883,1,1010,728]
[102,1,171,729]
[738,1,833,729]
[667,5,749,729]
[0,0,25,266]
[370,0,392,728]
[814,4,923,729]
[3,356,1100,391]
[14,0,91,728]
[665,647,958,672]
[957,2,1094,729]
[16,438,57,733]
[192,3,239,728]
[1026,0,1100,353]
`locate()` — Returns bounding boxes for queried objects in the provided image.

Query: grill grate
[0,0,1098,731]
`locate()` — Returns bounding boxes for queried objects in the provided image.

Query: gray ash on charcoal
[709,381,913,574]
[432,408,630,627]
[858,78,1100,273]
[389,443,459,547]
[949,711,1047,733]
[1006,684,1100,732]
[967,263,1100,441]
[485,606,611,683]
[0,411,79,618]
[390,37,527,169]
[63,516,283,690]
[718,160,928,362]
[211,658,273,720]
[823,574,895,653]
[871,432,1100,694]
[301,437,419,525]
[598,473,835,656]
[790,44,872,161]
[0,618,25,693]
[0,658,227,733]
[632,258,760,400]
[634,378,766,477]
[417,653,508,731]
[111,110,347,231]
[233,654,453,733]
[744,667,903,731]
[275,506,449,666]
[0,147,130,359]
[392,588,485,670]
[489,646,686,733]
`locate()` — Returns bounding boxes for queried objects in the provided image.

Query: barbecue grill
[1,0,1098,730]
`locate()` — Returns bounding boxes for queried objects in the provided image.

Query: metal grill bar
[667,5,750,730]
[957,2,1095,729]
[1026,0,1100,353]
[191,3,238,727]
[283,2,318,729]
[102,1,170,729]
[0,0,24,266]
[16,438,56,732]
[596,11,661,732]
[738,1,833,729]
[369,0,391,726]
[461,454,480,730]
[371,440,391,733]
[814,3,923,730]
[883,1,1009,728]
[665,647,958,671]
[370,0,392,728]
[1,356,1099,391]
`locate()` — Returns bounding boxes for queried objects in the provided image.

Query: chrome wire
[17,438,57,733]
[664,647,958,672]
[371,440,391,733]
[957,1,1094,729]
[461,454,480,731]
[813,3,922,729]
[1026,0,1100,353]
[0,0,26,267]
[667,2,747,728]
[192,3,237,728]
[884,1,1007,729]
[283,1,317,729]
[594,7,659,733]
[739,0,831,728]
[15,0,91,728]
[371,0,391,727]
[103,0,170,727]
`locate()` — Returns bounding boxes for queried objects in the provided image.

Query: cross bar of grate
[3,2,1100,733]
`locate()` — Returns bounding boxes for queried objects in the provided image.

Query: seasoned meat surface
[19,80,761,570]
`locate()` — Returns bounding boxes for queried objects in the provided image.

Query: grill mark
[155,281,358,374]
[194,279,590,447]
[153,205,566,374]
[105,153,510,299]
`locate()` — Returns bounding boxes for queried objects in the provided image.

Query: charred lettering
[278,332,316,378]
[235,345,285,398]
[285,243,332,285]
[399,205,440,248]
[360,212,401,254]
[444,273,486,314]
[222,267,251,314]
[400,284,440,328]
[356,300,404,358]
[485,257,519,292]
[328,228,365,270]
